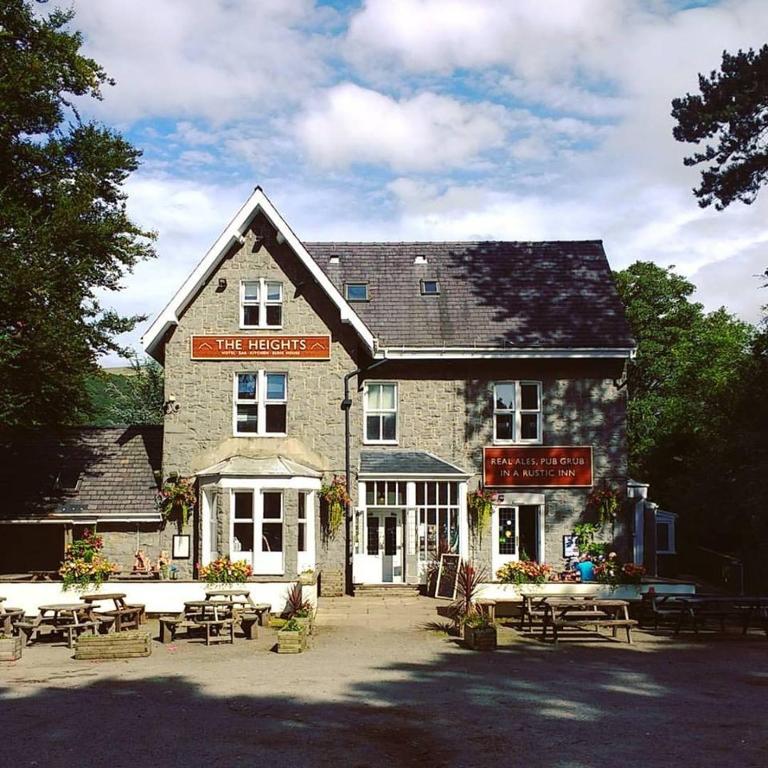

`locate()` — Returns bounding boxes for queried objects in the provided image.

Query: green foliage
[81,357,164,425]
[671,45,768,209]
[616,261,768,589]
[0,1,155,428]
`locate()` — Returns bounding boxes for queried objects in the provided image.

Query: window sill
[233,432,288,438]
[363,440,399,446]
[239,326,284,331]
[492,440,543,446]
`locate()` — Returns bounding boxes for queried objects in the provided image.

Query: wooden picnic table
[204,589,256,606]
[184,600,235,646]
[80,592,145,630]
[18,603,99,648]
[30,570,60,581]
[0,607,24,634]
[669,594,768,635]
[541,599,637,643]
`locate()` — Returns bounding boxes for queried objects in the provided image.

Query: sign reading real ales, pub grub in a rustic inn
[191,334,331,360]
[484,446,593,488]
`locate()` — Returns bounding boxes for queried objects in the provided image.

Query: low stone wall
[477,581,696,602]
[0,580,318,616]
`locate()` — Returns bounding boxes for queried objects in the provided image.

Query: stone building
[140,187,636,593]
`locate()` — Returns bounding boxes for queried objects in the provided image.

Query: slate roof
[196,455,322,478]
[360,451,469,476]
[0,427,163,522]
[305,241,635,350]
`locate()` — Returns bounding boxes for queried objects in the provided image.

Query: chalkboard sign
[436,553,461,600]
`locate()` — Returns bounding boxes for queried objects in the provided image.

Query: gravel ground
[1,596,766,768]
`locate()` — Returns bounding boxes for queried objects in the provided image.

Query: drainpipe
[341,356,388,594]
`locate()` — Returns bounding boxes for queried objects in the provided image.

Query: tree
[83,357,164,426]
[0,1,155,427]
[671,44,768,209]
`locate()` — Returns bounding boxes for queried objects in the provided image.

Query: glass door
[492,505,519,576]
[366,510,403,583]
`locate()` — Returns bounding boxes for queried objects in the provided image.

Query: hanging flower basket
[156,475,196,530]
[319,474,350,539]
[587,484,622,528]
[467,487,493,537]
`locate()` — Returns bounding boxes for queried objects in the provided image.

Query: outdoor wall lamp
[216,278,227,292]
[163,396,180,415]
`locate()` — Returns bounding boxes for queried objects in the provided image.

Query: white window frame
[492,380,542,444]
[363,381,398,445]
[656,512,676,555]
[297,490,316,573]
[233,371,287,437]
[229,488,284,575]
[240,278,283,329]
[345,282,369,302]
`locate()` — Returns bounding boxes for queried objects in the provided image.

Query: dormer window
[420,279,440,295]
[55,467,82,493]
[345,283,369,302]
[241,279,283,328]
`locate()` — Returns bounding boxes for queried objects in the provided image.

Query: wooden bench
[158,614,198,644]
[74,630,152,660]
[194,618,235,646]
[239,612,261,640]
[58,620,100,649]
[98,607,141,632]
[551,617,638,644]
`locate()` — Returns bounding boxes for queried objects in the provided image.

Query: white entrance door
[492,505,519,576]
[366,510,403,583]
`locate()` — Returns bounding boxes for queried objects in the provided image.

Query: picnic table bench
[542,599,637,644]
[80,593,145,631]
[17,604,100,648]
[670,595,768,635]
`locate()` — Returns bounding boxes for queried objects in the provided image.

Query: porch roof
[196,455,323,478]
[359,451,470,478]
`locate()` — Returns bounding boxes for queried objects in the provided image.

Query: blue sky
[47,0,768,363]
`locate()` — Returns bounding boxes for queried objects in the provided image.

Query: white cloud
[58,0,332,122]
[295,83,506,171]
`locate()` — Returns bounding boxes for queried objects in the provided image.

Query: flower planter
[277,628,307,654]
[0,636,23,662]
[293,615,314,636]
[463,625,497,651]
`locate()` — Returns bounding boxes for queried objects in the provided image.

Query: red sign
[191,335,331,360]
[484,446,593,488]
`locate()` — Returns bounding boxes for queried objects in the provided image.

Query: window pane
[266,282,282,301]
[427,483,437,505]
[366,415,380,441]
[262,523,282,552]
[367,516,379,555]
[265,304,282,326]
[366,484,374,505]
[298,492,306,521]
[498,508,516,555]
[495,384,516,411]
[376,482,386,505]
[243,281,259,300]
[415,483,425,505]
[265,404,286,433]
[233,522,254,552]
[263,492,281,519]
[266,373,286,400]
[520,383,539,410]
[521,413,539,440]
[238,374,257,400]
[243,305,260,326]
[382,413,396,441]
[346,283,368,301]
[397,483,406,505]
[656,522,670,552]
[438,483,448,505]
[236,404,259,432]
[298,521,306,552]
[496,414,514,441]
[234,492,253,520]
[366,384,381,410]
[380,384,396,410]
[386,483,395,505]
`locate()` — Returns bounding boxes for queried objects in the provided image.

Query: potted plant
[59,528,117,592]
[319,474,350,539]
[284,582,314,635]
[0,633,23,662]
[156,474,196,530]
[467,487,493,538]
[298,568,316,586]
[463,613,497,651]
[496,560,553,585]
[199,556,253,585]
[620,563,646,584]
[277,618,307,654]
[587,485,622,528]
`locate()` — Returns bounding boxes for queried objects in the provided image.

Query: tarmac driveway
[1,595,766,768]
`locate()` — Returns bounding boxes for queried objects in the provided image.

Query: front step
[353,584,422,598]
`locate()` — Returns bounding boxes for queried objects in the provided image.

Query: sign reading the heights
[191,335,331,360]
[484,446,593,488]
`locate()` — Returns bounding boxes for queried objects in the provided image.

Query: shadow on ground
[2,631,767,768]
